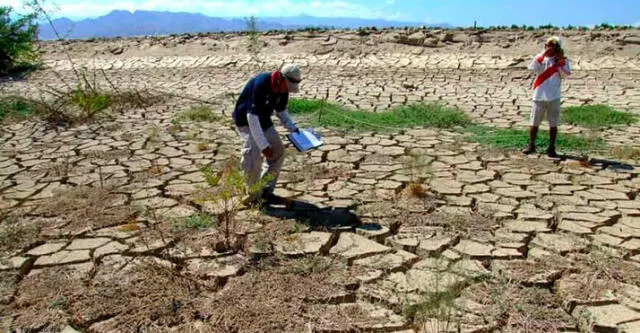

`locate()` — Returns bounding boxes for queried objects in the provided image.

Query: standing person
[522,36,571,158]
[232,64,302,206]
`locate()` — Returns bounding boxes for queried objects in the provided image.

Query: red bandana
[270,71,288,93]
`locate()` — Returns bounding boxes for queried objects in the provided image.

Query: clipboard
[287,128,324,152]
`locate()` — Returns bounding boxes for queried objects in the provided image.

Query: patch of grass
[69,89,111,117]
[561,104,637,128]
[288,99,470,131]
[403,288,462,332]
[47,296,68,310]
[172,214,216,232]
[611,145,640,160]
[466,125,606,155]
[172,106,220,124]
[0,96,37,122]
[1,89,163,125]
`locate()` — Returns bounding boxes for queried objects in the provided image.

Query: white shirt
[529,52,571,102]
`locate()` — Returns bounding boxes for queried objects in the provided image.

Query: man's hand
[543,47,555,57]
[262,146,273,159]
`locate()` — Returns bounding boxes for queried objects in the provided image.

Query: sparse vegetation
[466,125,606,155]
[561,104,638,128]
[611,145,640,160]
[245,15,262,69]
[0,216,41,253]
[404,288,461,332]
[172,213,216,231]
[172,105,220,124]
[289,98,470,130]
[193,159,271,251]
[0,96,38,122]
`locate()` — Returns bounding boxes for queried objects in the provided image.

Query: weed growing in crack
[193,159,272,252]
[171,213,216,232]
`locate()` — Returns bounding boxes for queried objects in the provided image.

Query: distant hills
[38,10,452,40]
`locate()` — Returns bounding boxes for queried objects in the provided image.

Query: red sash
[533,59,566,89]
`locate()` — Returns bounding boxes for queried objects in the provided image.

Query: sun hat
[280,64,302,93]
[546,36,563,49]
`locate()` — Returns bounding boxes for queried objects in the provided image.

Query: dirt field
[2,27,640,332]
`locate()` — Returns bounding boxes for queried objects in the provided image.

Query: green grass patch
[288,98,470,130]
[561,104,637,128]
[69,89,111,116]
[172,213,216,232]
[173,105,220,124]
[467,125,606,154]
[0,96,38,122]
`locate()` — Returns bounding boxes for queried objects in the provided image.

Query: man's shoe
[262,192,292,207]
[522,144,536,155]
[546,145,559,158]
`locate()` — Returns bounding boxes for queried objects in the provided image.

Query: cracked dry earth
[2,30,640,333]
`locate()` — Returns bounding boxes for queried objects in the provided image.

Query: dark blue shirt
[232,72,289,130]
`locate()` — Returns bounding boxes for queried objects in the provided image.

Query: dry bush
[70,259,216,332]
[31,186,135,234]
[0,270,19,307]
[557,248,640,301]
[0,215,42,254]
[492,256,573,286]
[399,211,499,240]
[463,278,576,332]
[9,266,88,332]
[205,256,354,332]
[407,183,429,198]
[308,303,388,332]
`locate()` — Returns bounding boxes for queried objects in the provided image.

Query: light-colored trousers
[236,126,285,199]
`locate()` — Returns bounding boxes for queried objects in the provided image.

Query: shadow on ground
[262,200,364,231]
[562,153,635,171]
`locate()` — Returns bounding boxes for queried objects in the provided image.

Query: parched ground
[1,28,640,333]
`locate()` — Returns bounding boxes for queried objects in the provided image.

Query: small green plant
[195,160,272,251]
[561,104,637,128]
[47,296,68,309]
[284,256,332,276]
[245,15,262,70]
[69,88,111,117]
[172,213,216,232]
[466,125,607,155]
[0,6,39,76]
[0,96,37,122]
[172,106,220,124]
[288,99,470,131]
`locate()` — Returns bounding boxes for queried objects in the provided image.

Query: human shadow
[561,153,635,171]
[261,200,369,232]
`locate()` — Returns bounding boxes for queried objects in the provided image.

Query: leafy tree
[0,6,39,75]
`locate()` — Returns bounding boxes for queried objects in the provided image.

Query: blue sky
[2,0,639,26]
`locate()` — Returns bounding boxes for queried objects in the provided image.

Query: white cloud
[0,0,25,10]
[1,0,407,20]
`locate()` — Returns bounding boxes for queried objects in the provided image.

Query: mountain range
[38,10,452,40]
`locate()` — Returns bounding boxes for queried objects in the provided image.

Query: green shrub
[0,6,39,76]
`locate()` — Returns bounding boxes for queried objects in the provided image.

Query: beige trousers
[236,126,285,199]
